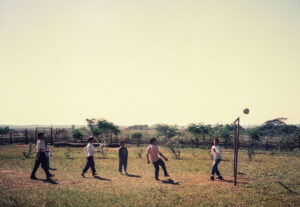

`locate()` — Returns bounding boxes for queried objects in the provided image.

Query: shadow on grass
[221,179,248,185]
[33,178,59,185]
[94,176,111,181]
[161,179,180,185]
[125,173,141,178]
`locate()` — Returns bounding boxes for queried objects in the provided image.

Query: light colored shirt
[146,144,160,162]
[45,145,51,157]
[84,142,97,157]
[211,145,221,160]
[36,139,46,152]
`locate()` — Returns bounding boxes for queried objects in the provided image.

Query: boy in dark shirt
[118,140,128,175]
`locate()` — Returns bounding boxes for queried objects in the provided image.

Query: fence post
[10,132,13,144]
[50,128,53,145]
[25,129,28,144]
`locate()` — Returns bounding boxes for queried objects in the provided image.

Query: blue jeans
[119,158,127,173]
[45,157,50,169]
[211,159,221,176]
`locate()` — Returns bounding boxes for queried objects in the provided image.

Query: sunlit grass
[0,145,299,207]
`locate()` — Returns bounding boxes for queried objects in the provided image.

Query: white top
[45,145,51,157]
[84,142,97,157]
[146,144,160,163]
[36,139,46,152]
[211,145,221,160]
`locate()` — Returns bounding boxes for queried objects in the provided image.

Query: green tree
[247,127,261,147]
[218,125,232,148]
[154,124,178,144]
[0,126,10,135]
[86,118,120,144]
[187,124,210,147]
[72,129,84,142]
[132,132,143,146]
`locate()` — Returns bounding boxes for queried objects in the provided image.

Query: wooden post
[10,132,13,144]
[233,117,240,186]
[25,129,28,144]
[50,128,53,145]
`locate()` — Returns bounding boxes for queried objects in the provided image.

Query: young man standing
[81,137,98,178]
[209,138,223,181]
[146,138,169,180]
[30,133,53,180]
[118,140,128,175]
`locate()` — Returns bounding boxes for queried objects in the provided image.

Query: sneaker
[125,172,128,175]
[216,176,224,180]
[92,173,98,177]
[164,174,170,177]
[210,176,214,181]
[81,173,86,178]
[155,178,160,181]
[30,176,37,180]
[48,174,54,178]
[120,172,123,175]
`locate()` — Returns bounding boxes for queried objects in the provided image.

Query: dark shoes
[81,173,86,178]
[48,174,54,178]
[92,173,98,177]
[30,176,37,180]
[210,176,223,181]
[216,176,224,180]
[165,174,170,177]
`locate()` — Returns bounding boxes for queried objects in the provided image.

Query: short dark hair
[88,136,94,142]
[214,138,219,143]
[120,140,126,144]
[149,138,157,144]
[37,133,44,139]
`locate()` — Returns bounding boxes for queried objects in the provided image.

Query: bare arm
[159,152,168,161]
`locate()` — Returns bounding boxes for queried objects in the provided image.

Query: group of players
[30,133,223,181]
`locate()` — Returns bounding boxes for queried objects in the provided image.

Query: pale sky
[0,0,299,126]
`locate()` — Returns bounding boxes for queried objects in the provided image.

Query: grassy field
[0,145,299,207]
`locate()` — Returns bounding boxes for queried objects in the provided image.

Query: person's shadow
[33,178,59,185]
[125,173,141,178]
[94,176,111,181]
[161,179,180,185]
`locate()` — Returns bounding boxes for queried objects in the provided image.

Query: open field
[0,145,299,207]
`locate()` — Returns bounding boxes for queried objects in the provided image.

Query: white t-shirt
[45,145,51,157]
[146,144,160,163]
[36,139,46,152]
[211,145,221,160]
[84,143,97,157]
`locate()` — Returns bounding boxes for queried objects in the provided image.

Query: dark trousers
[211,159,221,176]
[31,152,51,178]
[45,157,50,169]
[119,158,127,173]
[82,156,96,174]
[153,158,168,179]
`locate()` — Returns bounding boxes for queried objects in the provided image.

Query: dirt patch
[0,170,14,173]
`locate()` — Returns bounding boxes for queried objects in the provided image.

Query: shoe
[164,174,170,177]
[125,172,128,175]
[210,176,214,181]
[48,174,54,178]
[81,173,86,178]
[92,173,98,177]
[155,178,160,181]
[216,176,224,180]
[120,172,123,175]
[30,176,37,180]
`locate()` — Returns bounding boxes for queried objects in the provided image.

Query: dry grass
[0,145,299,207]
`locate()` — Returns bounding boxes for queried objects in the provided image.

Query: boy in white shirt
[146,138,169,180]
[30,133,54,180]
[81,137,98,178]
[209,138,223,181]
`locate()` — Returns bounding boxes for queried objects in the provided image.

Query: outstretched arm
[159,152,168,161]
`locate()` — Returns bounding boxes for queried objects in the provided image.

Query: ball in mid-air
[243,108,250,114]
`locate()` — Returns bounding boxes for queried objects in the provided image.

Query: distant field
[0,145,299,207]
